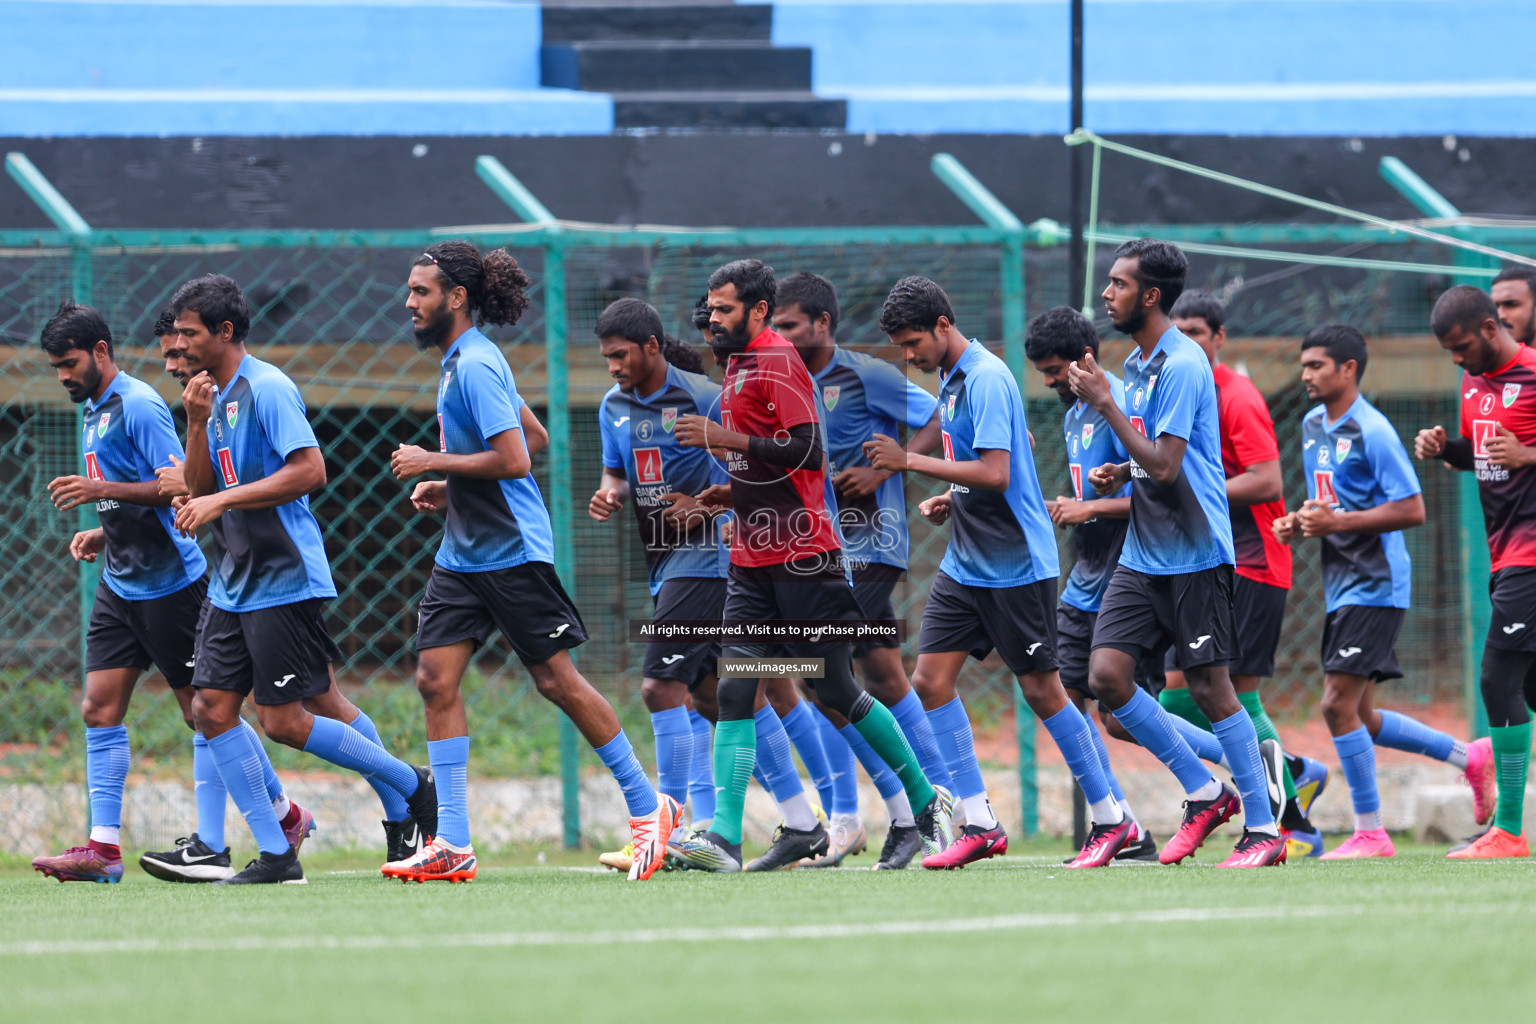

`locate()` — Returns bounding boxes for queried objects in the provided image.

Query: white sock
[272,793,291,820]
[1448,740,1468,770]
[89,825,120,846]
[960,793,997,831]
[1355,810,1383,832]
[779,792,819,832]
[831,811,862,833]
[435,836,472,854]
[1089,795,1124,826]
[1189,778,1223,802]
[1249,821,1281,837]
[1118,798,1139,829]
[883,793,915,828]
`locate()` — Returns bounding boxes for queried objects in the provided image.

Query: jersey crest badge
[946,394,956,419]
[1081,422,1094,448]
[1504,383,1522,408]
[662,407,677,433]
[225,401,239,428]
[1335,438,1351,463]
[733,371,747,394]
[97,412,110,434]
[822,385,840,411]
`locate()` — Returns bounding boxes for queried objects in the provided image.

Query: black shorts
[1057,602,1166,698]
[1161,575,1287,678]
[85,578,206,688]
[1093,564,1235,671]
[721,555,863,659]
[643,576,726,691]
[851,563,903,659]
[919,572,1057,676]
[416,561,588,667]
[1487,567,1536,653]
[192,598,341,705]
[1321,605,1405,681]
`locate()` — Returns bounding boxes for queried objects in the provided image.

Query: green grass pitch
[4,838,1533,1022]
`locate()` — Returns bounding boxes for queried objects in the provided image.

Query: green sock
[852,701,936,813]
[709,718,756,846]
[1491,721,1533,836]
[1237,690,1298,803]
[1159,686,1213,731]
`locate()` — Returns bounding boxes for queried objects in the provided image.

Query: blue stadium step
[613,91,844,128]
[542,4,771,42]
[542,40,812,92]
[0,89,614,137]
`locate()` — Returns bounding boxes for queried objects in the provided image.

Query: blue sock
[650,706,693,804]
[816,708,861,815]
[1333,725,1381,816]
[209,727,287,855]
[427,736,471,847]
[926,697,986,799]
[780,701,835,814]
[892,689,954,791]
[346,710,412,820]
[1085,719,1126,803]
[1210,708,1276,829]
[687,711,715,823]
[240,720,285,804]
[840,724,902,799]
[1375,710,1459,763]
[192,732,227,850]
[1041,704,1112,806]
[1111,688,1215,795]
[1167,713,1228,766]
[595,730,659,818]
[302,715,420,802]
[84,725,130,837]
[753,705,806,802]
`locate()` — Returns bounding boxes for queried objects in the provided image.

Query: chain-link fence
[0,219,1498,851]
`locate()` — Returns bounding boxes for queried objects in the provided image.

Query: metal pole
[1067,0,1085,309]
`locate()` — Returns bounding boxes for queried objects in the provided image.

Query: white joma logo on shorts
[1188,635,1212,650]
[661,654,686,665]
[549,623,571,638]
[272,674,296,688]
[1504,623,1527,635]
[1026,642,1043,655]
[1337,647,1362,658]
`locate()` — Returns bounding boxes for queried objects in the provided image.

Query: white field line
[1,902,1522,957]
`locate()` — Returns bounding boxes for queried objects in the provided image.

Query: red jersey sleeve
[1217,367,1281,469]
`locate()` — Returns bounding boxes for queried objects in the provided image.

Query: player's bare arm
[864,432,1009,491]
[1067,350,1187,485]
[409,480,447,514]
[674,413,748,454]
[695,482,733,508]
[154,454,188,497]
[1296,493,1426,538]
[1049,494,1130,527]
[392,425,530,481]
[180,371,220,498]
[1226,458,1283,507]
[918,491,952,524]
[174,446,327,536]
[588,469,629,522]
[48,473,168,511]
[69,527,105,563]
[657,490,713,530]
[520,404,550,456]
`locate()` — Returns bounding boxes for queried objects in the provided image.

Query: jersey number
[216,447,239,487]
[941,430,955,462]
[83,451,103,482]
[634,447,664,485]
[1070,463,1083,500]
[1313,469,1337,506]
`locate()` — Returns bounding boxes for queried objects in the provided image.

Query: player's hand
[1487,422,1536,469]
[658,491,708,529]
[719,518,735,545]
[695,483,734,508]
[834,465,891,499]
[1066,350,1112,411]
[410,480,447,514]
[589,486,623,521]
[1296,497,1341,538]
[675,414,717,450]
[1272,510,1299,545]
[155,454,189,497]
[181,372,216,423]
[391,443,436,480]
[46,474,102,511]
[1088,462,1128,495]
[1049,495,1096,526]
[171,495,189,511]
[173,492,227,537]
[69,528,106,563]
[861,434,907,475]
[1414,425,1448,461]
[919,492,952,525]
